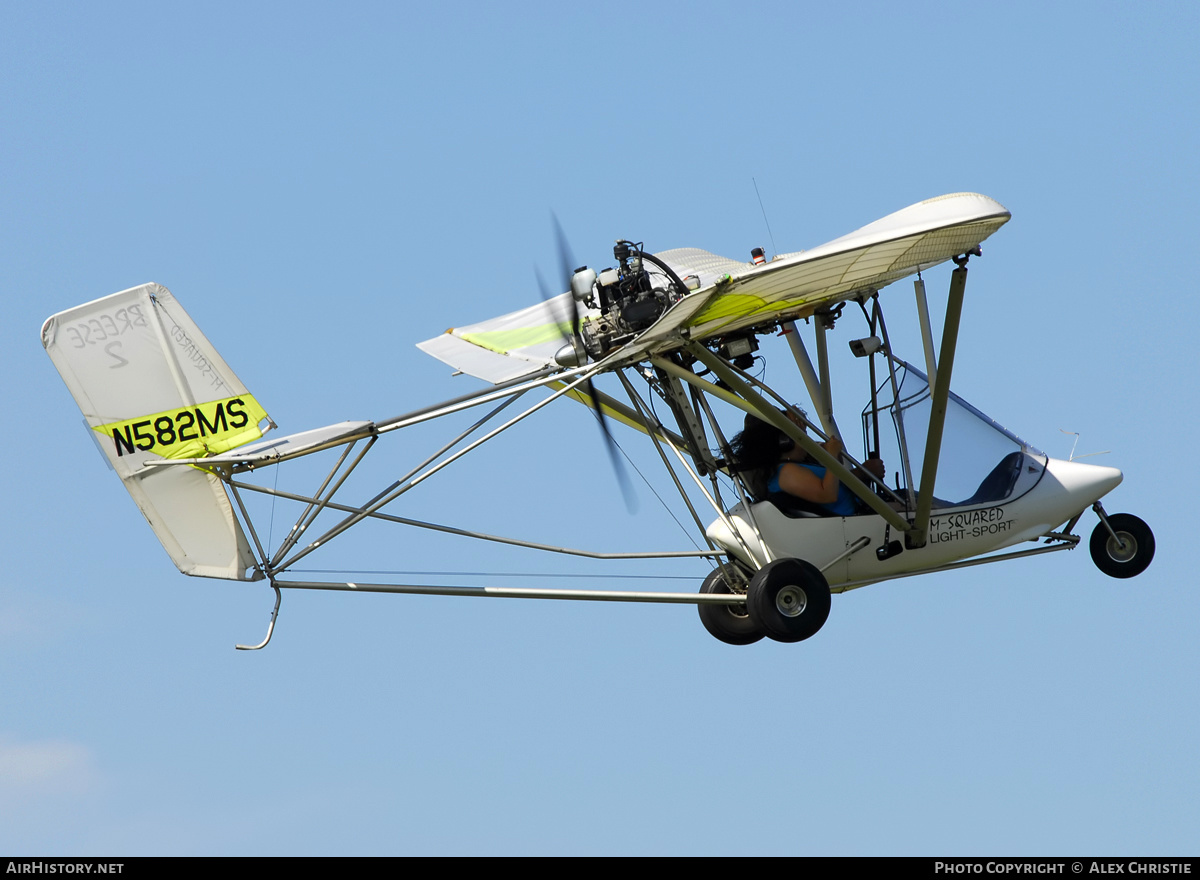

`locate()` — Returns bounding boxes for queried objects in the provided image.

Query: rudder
[42,283,273,580]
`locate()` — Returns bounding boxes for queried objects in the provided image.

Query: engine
[569,240,690,358]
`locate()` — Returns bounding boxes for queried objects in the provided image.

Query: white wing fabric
[419,193,1010,383]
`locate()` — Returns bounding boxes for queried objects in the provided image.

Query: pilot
[731,408,884,517]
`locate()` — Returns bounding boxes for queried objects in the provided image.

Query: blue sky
[3,0,1198,855]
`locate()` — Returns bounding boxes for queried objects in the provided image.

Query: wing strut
[812,310,843,440]
[909,261,970,548]
[779,316,844,441]
[913,276,939,390]
[782,321,834,437]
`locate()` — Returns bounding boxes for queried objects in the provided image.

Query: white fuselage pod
[706,457,1122,590]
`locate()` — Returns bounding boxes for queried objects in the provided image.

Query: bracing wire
[610,424,704,551]
[582,375,705,551]
[266,459,281,557]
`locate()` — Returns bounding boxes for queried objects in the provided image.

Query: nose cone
[554,340,585,367]
[1044,458,1123,504]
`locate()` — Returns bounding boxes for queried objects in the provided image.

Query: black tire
[697,566,762,646]
[1090,513,1155,579]
[747,558,831,643]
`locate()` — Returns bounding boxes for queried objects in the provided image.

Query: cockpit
[864,359,1047,511]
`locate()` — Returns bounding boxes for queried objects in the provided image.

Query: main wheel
[1090,513,1155,578]
[697,566,763,645]
[747,558,831,643]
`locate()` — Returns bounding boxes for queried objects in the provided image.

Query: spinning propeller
[537,214,637,512]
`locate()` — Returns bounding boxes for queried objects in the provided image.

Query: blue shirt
[768,462,858,517]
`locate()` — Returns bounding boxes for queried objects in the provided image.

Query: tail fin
[42,283,273,580]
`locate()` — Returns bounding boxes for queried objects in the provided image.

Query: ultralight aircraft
[42,192,1154,648]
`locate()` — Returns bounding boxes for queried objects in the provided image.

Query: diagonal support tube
[275,367,605,571]
[673,345,910,533]
[271,437,377,567]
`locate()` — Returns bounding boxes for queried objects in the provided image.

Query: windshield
[862,359,1046,508]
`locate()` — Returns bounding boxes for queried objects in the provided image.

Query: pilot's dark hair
[729,410,803,502]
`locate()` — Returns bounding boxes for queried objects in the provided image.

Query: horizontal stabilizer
[151,420,376,468]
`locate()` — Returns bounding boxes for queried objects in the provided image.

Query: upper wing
[632,192,1010,355]
[417,291,588,384]
[419,192,1010,382]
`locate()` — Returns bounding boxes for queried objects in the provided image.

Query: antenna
[752,177,778,258]
[1060,429,1110,461]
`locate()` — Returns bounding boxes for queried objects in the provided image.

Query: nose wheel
[1089,510,1154,578]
